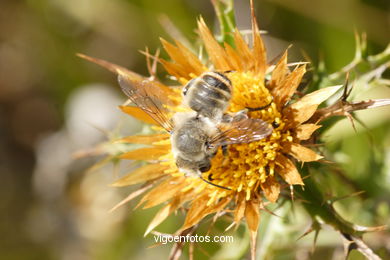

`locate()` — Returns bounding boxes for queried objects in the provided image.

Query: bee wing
[77,54,175,132]
[209,118,272,148]
[117,74,174,132]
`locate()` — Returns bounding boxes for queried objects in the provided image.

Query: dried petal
[144,197,182,236]
[245,199,260,233]
[109,182,154,212]
[284,143,323,162]
[269,50,289,89]
[181,195,231,230]
[233,30,254,71]
[120,146,168,160]
[174,40,206,76]
[234,195,246,224]
[272,65,306,108]
[295,124,321,140]
[224,42,243,71]
[140,177,188,209]
[260,176,281,202]
[250,3,266,78]
[111,164,168,187]
[275,154,304,185]
[116,134,169,145]
[197,17,232,71]
[161,39,205,78]
[78,54,177,103]
[245,197,260,260]
[285,85,342,125]
[160,59,186,81]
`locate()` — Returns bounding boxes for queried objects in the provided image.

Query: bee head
[198,160,211,173]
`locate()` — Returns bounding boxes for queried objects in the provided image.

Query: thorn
[311,228,320,254]
[296,226,314,241]
[341,233,358,259]
[259,201,281,217]
[296,221,321,253]
[329,191,366,204]
[224,222,236,232]
[151,48,161,77]
[290,185,294,202]
[345,112,358,133]
[139,48,162,81]
[341,72,351,102]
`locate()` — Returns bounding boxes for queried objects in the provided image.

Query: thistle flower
[78,0,390,259]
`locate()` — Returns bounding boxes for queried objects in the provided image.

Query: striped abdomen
[183,72,232,121]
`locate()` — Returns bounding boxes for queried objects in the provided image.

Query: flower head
[79,0,344,258]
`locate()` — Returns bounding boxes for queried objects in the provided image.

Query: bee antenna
[199,176,231,190]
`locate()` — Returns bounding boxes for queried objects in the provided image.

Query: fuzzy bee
[78,55,272,189]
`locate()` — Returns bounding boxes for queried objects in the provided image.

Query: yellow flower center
[178,71,293,202]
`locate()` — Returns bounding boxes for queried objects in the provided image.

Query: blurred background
[0,0,389,259]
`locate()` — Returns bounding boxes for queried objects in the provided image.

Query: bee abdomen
[188,82,229,118]
[202,72,232,94]
[183,71,233,120]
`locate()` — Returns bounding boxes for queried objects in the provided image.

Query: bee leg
[222,109,249,123]
[222,145,228,156]
[246,98,273,112]
[223,70,236,73]
[231,109,250,122]
[208,174,214,181]
[221,113,233,123]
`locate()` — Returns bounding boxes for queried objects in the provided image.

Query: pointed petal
[224,42,243,71]
[245,199,260,234]
[260,176,281,202]
[174,40,207,76]
[284,85,342,126]
[269,50,288,89]
[160,59,187,81]
[250,3,266,78]
[295,124,322,140]
[77,53,130,74]
[272,65,306,108]
[181,195,231,231]
[245,198,260,260]
[140,177,189,209]
[78,54,177,104]
[160,38,205,79]
[233,30,254,71]
[116,134,169,145]
[144,197,182,236]
[119,146,168,160]
[111,164,168,187]
[109,182,154,212]
[197,17,232,71]
[119,106,158,125]
[234,195,246,223]
[275,154,304,185]
[284,143,323,162]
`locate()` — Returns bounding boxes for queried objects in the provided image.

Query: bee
[78,54,273,190]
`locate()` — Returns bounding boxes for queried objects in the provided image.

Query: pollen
[197,71,292,200]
